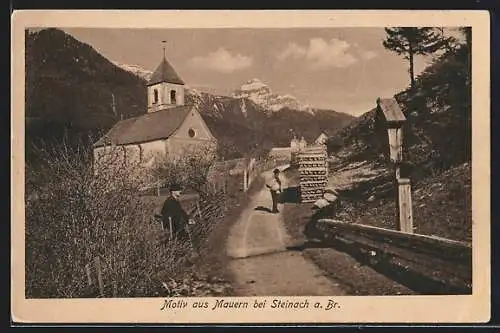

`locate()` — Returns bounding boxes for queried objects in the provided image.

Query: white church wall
[140,140,167,162]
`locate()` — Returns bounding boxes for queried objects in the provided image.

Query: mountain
[185,88,354,154]
[232,78,310,113]
[25,28,355,160]
[25,28,147,144]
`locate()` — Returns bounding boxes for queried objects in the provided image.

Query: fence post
[223,175,227,211]
[243,169,248,192]
[168,217,173,240]
[94,256,104,297]
[85,263,92,286]
[157,176,160,197]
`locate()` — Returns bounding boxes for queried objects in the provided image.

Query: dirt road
[226,166,345,296]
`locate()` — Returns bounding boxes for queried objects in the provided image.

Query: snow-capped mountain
[112,60,319,117]
[232,78,311,113]
[111,61,153,81]
[112,61,311,114]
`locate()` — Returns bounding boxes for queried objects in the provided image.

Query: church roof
[147,56,185,86]
[94,105,193,147]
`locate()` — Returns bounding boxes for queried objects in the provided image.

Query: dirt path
[226,165,345,296]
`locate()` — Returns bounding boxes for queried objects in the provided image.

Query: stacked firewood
[298,145,328,203]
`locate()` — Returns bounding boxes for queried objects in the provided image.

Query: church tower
[147,43,185,113]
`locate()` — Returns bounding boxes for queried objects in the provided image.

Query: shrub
[151,145,217,193]
[25,137,208,298]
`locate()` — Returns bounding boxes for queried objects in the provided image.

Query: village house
[93,51,217,177]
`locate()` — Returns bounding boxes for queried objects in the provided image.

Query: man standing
[266,168,282,213]
[160,183,193,242]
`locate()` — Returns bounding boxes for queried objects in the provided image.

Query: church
[93,51,217,173]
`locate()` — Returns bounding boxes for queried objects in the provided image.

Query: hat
[169,183,183,192]
[273,168,280,174]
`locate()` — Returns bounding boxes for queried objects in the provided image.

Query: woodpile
[298,145,328,203]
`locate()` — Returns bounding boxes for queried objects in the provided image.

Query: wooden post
[248,169,252,190]
[185,224,195,253]
[387,127,404,163]
[243,169,248,192]
[168,217,173,241]
[85,263,92,286]
[223,176,227,211]
[156,177,160,197]
[398,178,413,233]
[377,97,415,233]
[94,256,104,297]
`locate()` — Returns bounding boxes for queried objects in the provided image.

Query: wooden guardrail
[315,219,472,294]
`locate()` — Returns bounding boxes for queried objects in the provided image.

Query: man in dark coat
[160,183,192,242]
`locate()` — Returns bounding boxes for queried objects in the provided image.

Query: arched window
[170,90,177,104]
[153,89,159,104]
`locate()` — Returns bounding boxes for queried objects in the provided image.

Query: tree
[383,27,446,89]
[459,27,472,50]
[459,27,472,111]
[435,27,460,54]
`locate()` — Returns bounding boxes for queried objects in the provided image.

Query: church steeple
[147,42,185,113]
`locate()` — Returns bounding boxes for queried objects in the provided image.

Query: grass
[326,162,472,243]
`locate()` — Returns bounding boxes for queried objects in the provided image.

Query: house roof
[147,56,185,86]
[94,105,193,147]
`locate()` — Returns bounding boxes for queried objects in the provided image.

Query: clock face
[188,128,196,138]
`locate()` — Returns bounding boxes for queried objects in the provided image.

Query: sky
[60,27,462,117]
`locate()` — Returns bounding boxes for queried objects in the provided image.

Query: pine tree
[436,27,460,54]
[383,27,446,89]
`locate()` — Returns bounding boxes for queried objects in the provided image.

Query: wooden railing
[315,218,472,294]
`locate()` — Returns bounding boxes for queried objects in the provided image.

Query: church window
[188,128,196,138]
[153,89,159,104]
[170,90,177,104]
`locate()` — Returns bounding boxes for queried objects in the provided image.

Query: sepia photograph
[12,10,490,323]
